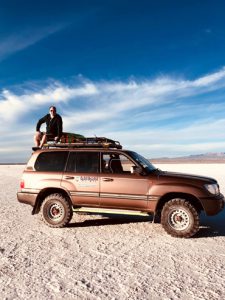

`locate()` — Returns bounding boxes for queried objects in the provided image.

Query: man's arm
[55,115,63,140]
[36,115,48,132]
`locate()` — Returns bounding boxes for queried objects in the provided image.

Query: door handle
[102,178,114,182]
[65,176,75,180]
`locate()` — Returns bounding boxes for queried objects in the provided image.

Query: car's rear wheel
[161,198,199,238]
[40,193,73,227]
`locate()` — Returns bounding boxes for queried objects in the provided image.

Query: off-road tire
[161,198,199,238]
[40,193,73,228]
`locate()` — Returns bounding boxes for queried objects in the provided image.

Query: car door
[61,151,100,207]
[100,152,150,210]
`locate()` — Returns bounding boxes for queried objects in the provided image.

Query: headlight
[204,183,220,195]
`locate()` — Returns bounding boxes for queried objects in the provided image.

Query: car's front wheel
[40,193,73,227]
[161,198,199,238]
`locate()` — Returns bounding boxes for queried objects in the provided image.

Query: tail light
[20,180,25,189]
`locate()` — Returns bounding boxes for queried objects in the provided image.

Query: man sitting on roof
[34,106,63,148]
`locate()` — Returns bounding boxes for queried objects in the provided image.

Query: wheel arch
[155,192,203,217]
[32,188,72,215]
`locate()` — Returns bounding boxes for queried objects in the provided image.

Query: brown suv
[17,141,224,238]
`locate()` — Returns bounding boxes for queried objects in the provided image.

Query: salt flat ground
[0,164,225,300]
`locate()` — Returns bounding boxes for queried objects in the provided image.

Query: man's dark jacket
[36,114,63,137]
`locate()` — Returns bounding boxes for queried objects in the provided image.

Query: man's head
[49,106,56,117]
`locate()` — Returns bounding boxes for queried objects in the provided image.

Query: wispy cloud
[1,67,225,161]
[0,82,98,123]
[0,23,67,62]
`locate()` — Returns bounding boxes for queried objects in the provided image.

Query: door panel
[61,151,100,206]
[100,152,150,210]
[100,174,150,209]
[61,173,100,206]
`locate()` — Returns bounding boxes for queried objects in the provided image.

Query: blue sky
[1,0,225,162]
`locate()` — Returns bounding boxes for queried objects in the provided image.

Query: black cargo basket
[42,137,122,150]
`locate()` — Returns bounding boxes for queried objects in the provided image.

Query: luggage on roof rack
[60,132,85,143]
[42,136,122,150]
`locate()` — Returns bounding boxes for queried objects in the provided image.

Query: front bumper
[200,193,225,216]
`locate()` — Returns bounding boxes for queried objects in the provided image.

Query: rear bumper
[17,192,37,207]
[200,193,225,216]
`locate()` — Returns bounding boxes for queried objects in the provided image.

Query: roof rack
[42,137,122,150]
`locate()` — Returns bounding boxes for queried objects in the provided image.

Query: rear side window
[34,152,68,171]
[66,152,99,173]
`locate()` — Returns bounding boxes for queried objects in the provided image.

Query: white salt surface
[0,164,225,300]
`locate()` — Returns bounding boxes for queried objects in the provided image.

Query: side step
[73,207,150,217]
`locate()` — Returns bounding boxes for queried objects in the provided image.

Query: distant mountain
[151,152,225,163]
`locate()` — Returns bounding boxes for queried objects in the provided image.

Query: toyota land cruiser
[17,139,225,238]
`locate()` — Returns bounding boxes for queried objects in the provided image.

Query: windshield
[125,151,157,173]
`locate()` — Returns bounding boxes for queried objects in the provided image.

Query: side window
[66,152,99,173]
[101,153,134,174]
[34,151,68,171]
